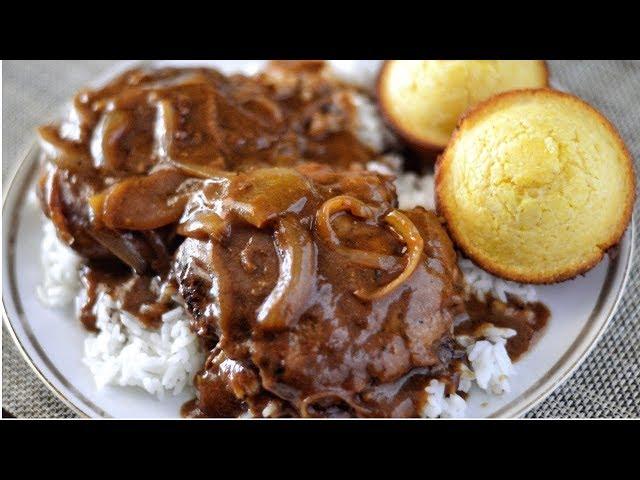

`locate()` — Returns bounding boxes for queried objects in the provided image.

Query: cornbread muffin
[378,60,548,158]
[436,89,635,283]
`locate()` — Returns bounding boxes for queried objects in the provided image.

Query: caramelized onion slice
[96,168,189,230]
[177,179,232,240]
[38,125,91,172]
[255,215,317,331]
[41,166,74,245]
[155,95,226,168]
[90,108,155,175]
[316,195,397,270]
[354,210,424,301]
[88,191,107,224]
[177,211,228,241]
[88,229,148,274]
[90,110,127,172]
[171,161,235,180]
[226,168,318,228]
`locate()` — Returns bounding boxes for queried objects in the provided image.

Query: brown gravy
[78,264,175,331]
[457,294,550,361]
[37,61,551,418]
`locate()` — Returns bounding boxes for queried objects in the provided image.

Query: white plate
[2,60,634,418]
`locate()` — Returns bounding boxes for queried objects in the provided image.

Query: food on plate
[37,61,393,264]
[175,165,465,417]
[35,60,553,418]
[436,89,635,283]
[377,60,548,158]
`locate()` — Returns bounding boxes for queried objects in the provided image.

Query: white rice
[395,171,436,211]
[35,60,540,417]
[38,222,203,399]
[467,339,515,395]
[327,60,382,93]
[422,380,467,418]
[83,294,204,398]
[423,328,517,418]
[456,326,517,395]
[36,221,82,308]
[423,325,518,418]
[458,258,537,304]
[261,401,279,418]
[351,93,397,154]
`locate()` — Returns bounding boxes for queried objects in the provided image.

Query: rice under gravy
[35,61,538,418]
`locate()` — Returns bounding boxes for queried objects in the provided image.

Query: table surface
[2,60,639,418]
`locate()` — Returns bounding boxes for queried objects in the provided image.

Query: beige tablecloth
[2,60,639,418]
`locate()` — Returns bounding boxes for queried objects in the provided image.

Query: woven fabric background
[2,60,639,418]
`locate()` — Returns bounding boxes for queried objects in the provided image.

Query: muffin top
[436,89,635,283]
[378,60,548,152]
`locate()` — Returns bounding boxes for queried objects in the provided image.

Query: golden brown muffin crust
[435,88,635,284]
[377,60,550,162]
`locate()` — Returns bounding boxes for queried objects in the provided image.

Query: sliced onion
[226,168,317,229]
[38,125,91,172]
[155,97,226,171]
[42,167,74,245]
[171,161,234,180]
[354,210,424,301]
[316,195,397,270]
[255,215,317,331]
[241,96,284,125]
[98,169,189,230]
[154,99,175,161]
[88,191,106,224]
[90,110,124,171]
[88,229,148,274]
[177,211,228,241]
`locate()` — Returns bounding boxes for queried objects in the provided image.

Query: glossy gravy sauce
[458,294,550,361]
[78,265,175,331]
[37,61,551,418]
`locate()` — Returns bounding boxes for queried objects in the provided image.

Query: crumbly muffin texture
[437,89,635,283]
[379,60,548,151]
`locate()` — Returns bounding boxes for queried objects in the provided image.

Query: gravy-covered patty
[174,166,464,417]
[36,62,550,419]
[37,62,465,417]
[37,62,381,265]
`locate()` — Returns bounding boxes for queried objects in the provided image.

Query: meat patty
[36,63,466,418]
[174,166,462,417]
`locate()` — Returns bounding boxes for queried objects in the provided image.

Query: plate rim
[2,61,636,419]
[2,144,92,418]
[490,232,634,418]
